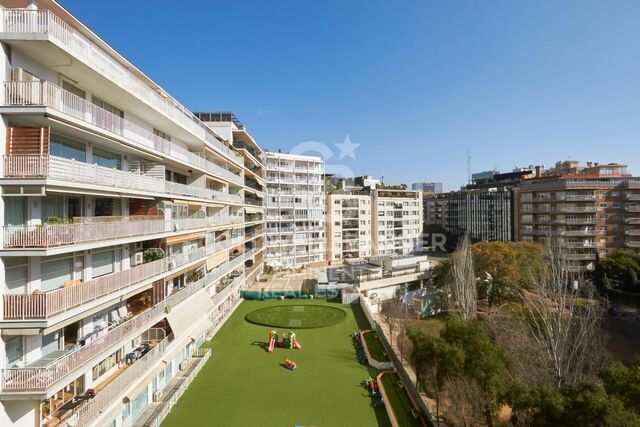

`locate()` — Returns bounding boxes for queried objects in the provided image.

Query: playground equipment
[285,359,297,370]
[268,330,278,352]
[361,376,379,397]
[268,330,302,351]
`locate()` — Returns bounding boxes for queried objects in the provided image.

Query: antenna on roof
[466,147,471,184]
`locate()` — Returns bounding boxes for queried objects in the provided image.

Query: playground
[161,299,391,427]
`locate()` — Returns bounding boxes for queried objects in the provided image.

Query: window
[5,257,28,295]
[62,80,85,98]
[50,135,86,161]
[92,249,115,278]
[92,147,121,169]
[92,96,124,118]
[94,198,122,216]
[41,256,73,292]
[153,128,171,141]
[5,336,23,368]
[4,197,26,226]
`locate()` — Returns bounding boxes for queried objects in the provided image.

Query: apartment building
[326,192,372,262]
[0,3,263,427]
[515,161,640,271]
[264,152,325,268]
[411,182,443,194]
[372,188,423,256]
[424,170,527,243]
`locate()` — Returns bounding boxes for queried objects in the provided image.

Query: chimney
[594,162,599,167]
[535,165,541,178]
[586,162,593,167]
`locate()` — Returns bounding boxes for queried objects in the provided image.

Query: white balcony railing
[0,9,243,166]
[0,80,244,181]
[0,256,238,392]
[3,154,164,192]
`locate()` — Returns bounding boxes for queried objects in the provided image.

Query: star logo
[335,134,360,160]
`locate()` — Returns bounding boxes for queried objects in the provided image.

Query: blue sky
[62,0,640,190]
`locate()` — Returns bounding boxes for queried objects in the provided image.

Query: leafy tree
[598,356,640,414]
[594,249,640,292]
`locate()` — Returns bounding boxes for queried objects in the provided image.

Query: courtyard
[161,299,391,427]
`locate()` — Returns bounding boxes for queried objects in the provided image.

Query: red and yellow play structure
[268,330,302,352]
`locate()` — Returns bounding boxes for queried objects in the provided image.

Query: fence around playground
[359,297,436,427]
[240,288,341,300]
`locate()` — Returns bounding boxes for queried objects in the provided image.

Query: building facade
[372,188,423,256]
[411,182,443,194]
[0,3,264,427]
[326,192,372,262]
[264,152,325,268]
[423,171,527,243]
[515,161,640,271]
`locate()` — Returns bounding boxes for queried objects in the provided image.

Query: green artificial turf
[245,303,347,329]
[162,299,391,427]
[380,373,423,427]
[363,331,389,362]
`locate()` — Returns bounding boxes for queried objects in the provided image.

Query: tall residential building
[264,152,325,268]
[372,188,423,256]
[411,182,443,194]
[424,170,529,243]
[326,192,373,262]
[515,161,640,271]
[0,3,264,427]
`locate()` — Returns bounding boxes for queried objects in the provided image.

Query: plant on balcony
[45,215,73,224]
[143,248,165,263]
[186,269,204,284]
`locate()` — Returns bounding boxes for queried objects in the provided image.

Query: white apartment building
[372,188,423,256]
[264,152,325,268]
[0,2,264,427]
[326,193,373,262]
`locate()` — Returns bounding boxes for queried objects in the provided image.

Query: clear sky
[61,0,640,190]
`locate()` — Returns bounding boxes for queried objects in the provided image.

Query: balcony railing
[3,154,164,192]
[0,9,243,165]
[1,214,235,249]
[0,80,243,179]
[0,258,231,392]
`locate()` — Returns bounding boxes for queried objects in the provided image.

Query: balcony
[625,206,640,212]
[625,230,640,236]
[0,9,242,165]
[0,81,243,185]
[0,256,236,393]
[165,181,242,204]
[561,195,596,201]
[625,218,640,224]
[1,245,223,321]
[2,155,164,193]
[561,229,597,237]
[555,206,596,213]
[625,193,640,201]
[626,239,640,248]
[564,253,597,261]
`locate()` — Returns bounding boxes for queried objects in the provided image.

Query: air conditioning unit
[131,251,144,266]
[179,361,189,371]
[152,390,163,402]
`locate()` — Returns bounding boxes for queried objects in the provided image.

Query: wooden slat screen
[6,127,50,155]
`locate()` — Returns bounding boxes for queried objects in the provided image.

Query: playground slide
[292,340,302,350]
[268,337,275,352]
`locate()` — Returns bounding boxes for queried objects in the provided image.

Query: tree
[518,238,607,388]
[449,234,477,320]
[594,249,640,292]
[598,356,640,414]
[380,299,403,347]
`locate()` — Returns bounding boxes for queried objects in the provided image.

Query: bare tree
[518,238,607,388]
[449,234,477,320]
[381,299,403,347]
[442,375,486,427]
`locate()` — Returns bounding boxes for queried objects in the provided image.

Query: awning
[206,174,226,185]
[172,199,189,205]
[165,232,205,245]
[1,328,40,336]
[207,251,229,270]
[245,207,261,214]
[166,289,213,339]
[164,262,205,282]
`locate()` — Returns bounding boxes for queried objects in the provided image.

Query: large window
[5,257,28,295]
[4,197,26,226]
[94,198,122,217]
[41,256,73,292]
[92,147,121,170]
[92,96,124,118]
[50,135,86,161]
[62,81,85,99]
[5,336,23,368]
[92,249,115,278]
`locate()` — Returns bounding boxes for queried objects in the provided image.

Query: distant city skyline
[61,0,640,189]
